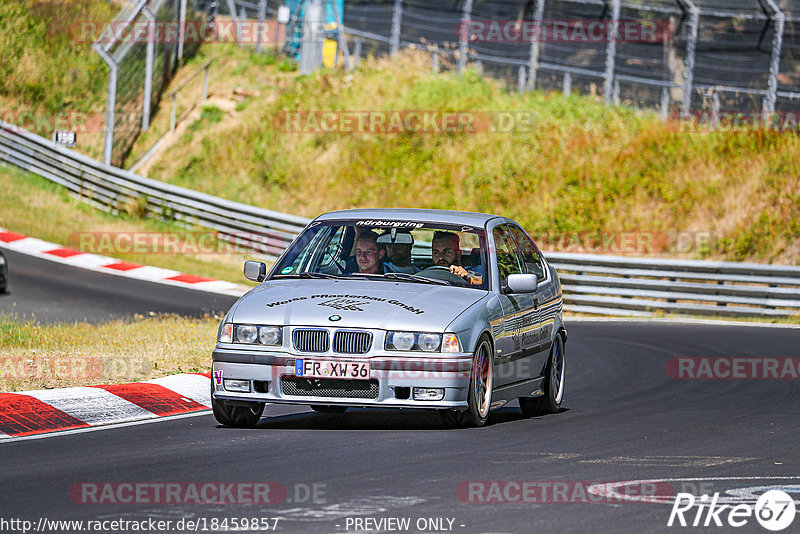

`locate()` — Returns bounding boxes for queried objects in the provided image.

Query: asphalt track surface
[2,319,799,533]
[0,249,238,323]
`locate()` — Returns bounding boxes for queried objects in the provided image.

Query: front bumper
[212,348,474,409]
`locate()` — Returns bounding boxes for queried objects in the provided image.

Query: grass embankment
[0,164,257,284]
[0,314,217,391]
[0,0,120,160]
[144,48,800,264]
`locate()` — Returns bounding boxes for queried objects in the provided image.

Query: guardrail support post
[660,86,670,121]
[517,66,526,93]
[678,0,699,117]
[527,0,546,90]
[458,0,473,74]
[563,72,572,96]
[603,0,620,105]
[390,0,403,55]
[203,64,210,100]
[763,0,785,114]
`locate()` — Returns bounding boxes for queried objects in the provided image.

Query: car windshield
[271,220,489,290]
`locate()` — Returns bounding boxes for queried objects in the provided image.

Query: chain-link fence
[341,0,800,117]
[93,0,211,167]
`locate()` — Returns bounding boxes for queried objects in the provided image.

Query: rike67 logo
[669,490,796,531]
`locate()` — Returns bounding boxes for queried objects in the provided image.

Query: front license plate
[295,359,370,379]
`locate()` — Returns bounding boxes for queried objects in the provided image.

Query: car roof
[314,208,504,227]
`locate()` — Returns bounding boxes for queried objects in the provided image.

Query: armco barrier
[0,120,309,258]
[1,120,799,318]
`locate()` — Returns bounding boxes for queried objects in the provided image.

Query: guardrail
[1,120,799,319]
[0,119,309,257]
[547,252,800,319]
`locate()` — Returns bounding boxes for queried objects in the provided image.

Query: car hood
[230,279,488,331]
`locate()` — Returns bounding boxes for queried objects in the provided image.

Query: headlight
[258,326,282,346]
[417,333,441,352]
[386,332,459,352]
[220,324,283,345]
[387,332,416,351]
[236,325,259,344]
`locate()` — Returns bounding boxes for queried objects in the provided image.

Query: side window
[509,225,545,279]
[493,225,524,286]
[320,226,346,267]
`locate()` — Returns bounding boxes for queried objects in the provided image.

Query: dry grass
[142,47,800,264]
[0,314,218,392]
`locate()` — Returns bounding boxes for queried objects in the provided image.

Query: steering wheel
[419,265,469,287]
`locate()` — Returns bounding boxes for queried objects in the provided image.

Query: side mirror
[506,273,538,294]
[243,261,267,282]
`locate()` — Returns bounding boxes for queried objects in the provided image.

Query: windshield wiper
[273,272,345,279]
[383,272,452,286]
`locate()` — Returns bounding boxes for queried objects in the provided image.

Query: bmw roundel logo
[329,315,341,321]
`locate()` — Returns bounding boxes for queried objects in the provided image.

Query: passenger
[354,230,385,274]
[381,231,421,274]
[431,231,482,285]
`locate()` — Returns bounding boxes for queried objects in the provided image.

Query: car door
[492,224,539,388]
[508,224,553,379]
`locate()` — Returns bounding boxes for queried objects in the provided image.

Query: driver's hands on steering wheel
[449,265,482,285]
[449,265,469,278]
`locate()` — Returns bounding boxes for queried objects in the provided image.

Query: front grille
[293,329,329,353]
[333,330,372,354]
[282,377,379,399]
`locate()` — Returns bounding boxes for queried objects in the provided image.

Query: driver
[431,231,482,285]
[354,230,385,274]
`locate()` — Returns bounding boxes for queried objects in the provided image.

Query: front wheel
[440,336,493,427]
[212,396,265,427]
[520,334,565,417]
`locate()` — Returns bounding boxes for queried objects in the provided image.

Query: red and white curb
[0,227,248,297]
[0,373,213,440]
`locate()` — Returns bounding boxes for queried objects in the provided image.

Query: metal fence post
[203,64,210,100]
[170,93,177,133]
[93,44,118,166]
[256,0,267,52]
[517,66,526,93]
[177,0,187,60]
[603,0,620,104]
[563,72,572,96]
[390,0,403,55]
[458,0,473,74]
[527,0,546,90]
[679,0,699,117]
[763,0,785,114]
[238,7,246,44]
[142,6,156,131]
[432,50,439,72]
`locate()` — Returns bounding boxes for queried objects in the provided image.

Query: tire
[212,396,265,427]
[440,336,493,428]
[519,333,565,417]
[310,405,348,413]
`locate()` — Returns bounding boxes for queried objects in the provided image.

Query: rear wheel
[212,396,265,427]
[520,334,565,417]
[440,336,493,428]
[310,405,348,413]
